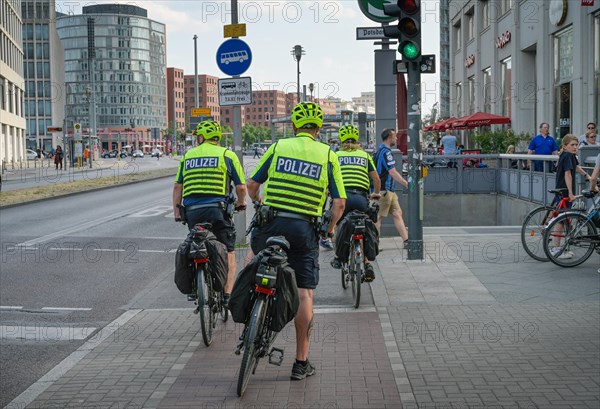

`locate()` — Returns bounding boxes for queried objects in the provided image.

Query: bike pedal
[187,294,196,301]
[193,306,200,315]
[268,347,284,366]
[234,341,244,356]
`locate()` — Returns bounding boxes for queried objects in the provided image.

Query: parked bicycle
[542,191,600,268]
[180,219,228,347]
[234,236,291,397]
[520,188,586,261]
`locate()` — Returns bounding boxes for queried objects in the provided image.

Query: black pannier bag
[229,247,299,333]
[204,234,228,293]
[363,217,379,261]
[174,236,194,294]
[334,216,353,263]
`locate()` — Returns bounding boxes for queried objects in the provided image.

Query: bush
[471,130,531,153]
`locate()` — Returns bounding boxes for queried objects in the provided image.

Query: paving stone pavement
[9,231,600,409]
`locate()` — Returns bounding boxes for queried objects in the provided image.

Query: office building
[21,0,65,151]
[57,4,167,150]
[1,0,26,169]
[449,0,599,138]
[166,67,185,134]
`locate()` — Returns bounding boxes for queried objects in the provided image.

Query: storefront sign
[465,54,475,68]
[495,31,512,48]
[581,0,594,6]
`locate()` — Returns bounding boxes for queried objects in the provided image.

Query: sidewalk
[6,232,600,409]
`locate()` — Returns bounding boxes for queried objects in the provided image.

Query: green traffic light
[400,42,420,61]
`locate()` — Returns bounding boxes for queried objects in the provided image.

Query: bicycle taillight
[352,234,364,240]
[194,258,209,264]
[255,284,275,296]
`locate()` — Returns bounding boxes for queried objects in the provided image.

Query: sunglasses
[589,126,596,130]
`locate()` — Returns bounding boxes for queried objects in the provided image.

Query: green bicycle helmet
[339,125,360,142]
[291,102,324,129]
[196,121,222,140]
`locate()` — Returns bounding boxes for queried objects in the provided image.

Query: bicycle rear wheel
[521,206,553,261]
[197,267,213,346]
[349,241,362,309]
[543,212,598,267]
[237,296,266,397]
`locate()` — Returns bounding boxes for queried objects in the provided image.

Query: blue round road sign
[216,38,252,76]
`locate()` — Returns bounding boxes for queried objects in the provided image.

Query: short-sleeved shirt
[175,142,245,206]
[528,134,558,172]
[440,134,458,155]
[375,144,396,191]
[555,151,578,194]
[596,153,600,168]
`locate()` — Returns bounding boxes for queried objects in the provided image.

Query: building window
[454,21,461,51]
[0,80,4,111]
[468,76,475,114]
[466,8,474,42]
[482,67,492,113]
[501,57,512,118]
[500,0,511,15]
[481,0,490,30]
[456,82,462,117]
[554,27,573,83]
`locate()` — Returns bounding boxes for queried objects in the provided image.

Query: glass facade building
[56,4,167,132]
[21,0,65,151]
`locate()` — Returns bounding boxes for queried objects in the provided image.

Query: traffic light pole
[406,60,423,260]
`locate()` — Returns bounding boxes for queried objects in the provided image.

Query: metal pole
[231,0,245,244]
[406,60,423,260]
[172,86,176,149]
[193,35,199,109]
[296,58,300,104]
[87,17,96,169]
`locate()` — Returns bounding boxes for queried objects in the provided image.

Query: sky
[55,0,440,114]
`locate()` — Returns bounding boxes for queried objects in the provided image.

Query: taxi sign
[224,23,246,38]
[191,108,211,117]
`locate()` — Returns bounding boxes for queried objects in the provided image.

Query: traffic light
[383,0,421,62]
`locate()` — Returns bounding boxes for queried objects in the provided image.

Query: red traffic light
[400,0,419,14]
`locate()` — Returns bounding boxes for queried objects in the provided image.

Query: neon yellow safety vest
[263,136,331,216]
[336,149,371,191]
[180,143,228,197]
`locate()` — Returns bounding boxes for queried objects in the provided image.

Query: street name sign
[192,108,212,117]
[356,26,387,40]
[218,77,253,106]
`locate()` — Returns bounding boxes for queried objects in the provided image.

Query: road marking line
[0,306,23,310]
[5,309,141,409]
[313,306,376,314]
[41,307,92,311]
[1,325,97,341]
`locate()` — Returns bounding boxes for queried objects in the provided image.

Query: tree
[471,129,531,153]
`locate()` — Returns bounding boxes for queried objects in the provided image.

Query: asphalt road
[0,176,372,407]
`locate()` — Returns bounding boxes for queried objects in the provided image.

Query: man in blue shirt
[527,122,559,172]
[374,128,409,245]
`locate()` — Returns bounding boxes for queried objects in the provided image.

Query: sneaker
[364,263,375,282]
[187,294,197,301]
[550,247,573,259]
[319,238,334,250]
[330,257,342,269]
[291,360,316,380]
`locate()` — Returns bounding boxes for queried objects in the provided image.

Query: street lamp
[309,83,314,101]
[291,45,305,104]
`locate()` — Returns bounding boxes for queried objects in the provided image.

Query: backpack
[174,236,194,294]
[334,211,379,263]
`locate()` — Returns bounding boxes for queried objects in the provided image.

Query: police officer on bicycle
[247,102,346,380]
[330,124,381,281]
[172,120,247,306]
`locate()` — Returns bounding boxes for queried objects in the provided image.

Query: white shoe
[550,247,573,259]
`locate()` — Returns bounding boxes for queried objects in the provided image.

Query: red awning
[450,112,511,128]
[432,117,458,131]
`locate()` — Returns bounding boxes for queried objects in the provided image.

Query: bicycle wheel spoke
[544,212,597,267]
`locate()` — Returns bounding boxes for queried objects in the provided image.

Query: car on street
[151,149,163,157]
[102,149,127,158]
[26,149,38,160]
[132,150,144,158]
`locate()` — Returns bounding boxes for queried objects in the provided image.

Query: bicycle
[340,212,369,308]
[235,236,290,397]
[542,191,600,268]
[520,188,586,261]
[187,222,228,347]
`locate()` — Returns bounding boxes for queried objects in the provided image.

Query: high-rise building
[241,90,287,128]
[57,4,167,150]
[1,0,26,168]
[183,74,220,125]
[21,0,65,151]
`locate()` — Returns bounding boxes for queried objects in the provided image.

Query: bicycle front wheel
[521,206,553,261]
[349,241,362,309]
[237,296,266,397]
[197,266,213,346]
[542,212,598,267]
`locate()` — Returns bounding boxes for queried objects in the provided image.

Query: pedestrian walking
[54,146,63,170]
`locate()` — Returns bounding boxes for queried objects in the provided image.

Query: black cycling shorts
[251,217,319,289]
[187,207,236,251]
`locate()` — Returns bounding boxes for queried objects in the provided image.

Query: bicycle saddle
[266,236,290,252]
[548,188,567,196]
[193,222,213,231]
